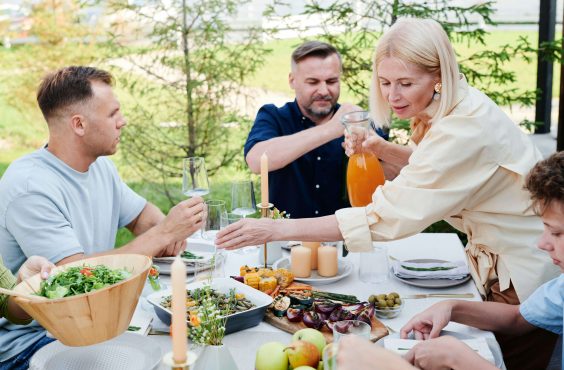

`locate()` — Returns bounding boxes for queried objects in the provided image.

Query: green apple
[294,367,317,370]
[292,328,326,354]
[256,342,289,370]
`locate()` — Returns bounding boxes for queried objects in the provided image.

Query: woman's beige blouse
[336,77,559,301]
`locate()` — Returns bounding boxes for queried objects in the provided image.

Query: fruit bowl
[374,300,404,319]
[13,254,152,347]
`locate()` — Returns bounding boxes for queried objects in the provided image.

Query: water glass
[332,320,371,344]
[193,253,224,282]
[359,244,388,283]
[202,200,227,241]
[322,342,338,370]
[182,157,210,197]
[226,213,242,224]
[231,180,257,217]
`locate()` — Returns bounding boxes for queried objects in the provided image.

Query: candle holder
[257,203,273,268]
[162,351,198,370]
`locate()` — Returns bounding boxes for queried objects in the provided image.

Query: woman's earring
[433,82,442,101]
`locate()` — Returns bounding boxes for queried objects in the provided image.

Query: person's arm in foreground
[404,336,496,370]
[216,215,342,250]
[400,300,536,340]
[57,197,205,265]
[3,256,54,322]
[246,104,358,173]
[337,335,416,370]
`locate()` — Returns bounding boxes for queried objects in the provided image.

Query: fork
[403,293,474,299]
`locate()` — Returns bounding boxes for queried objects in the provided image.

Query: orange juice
[347,153,385,207]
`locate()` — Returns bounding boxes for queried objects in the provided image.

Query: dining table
[142,232,506,370]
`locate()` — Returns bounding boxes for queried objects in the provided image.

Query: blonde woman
[217,18,559,369]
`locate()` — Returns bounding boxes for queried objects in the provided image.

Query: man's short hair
[37,66,114,120]
[291,41,341,66]
[525,151,564,215]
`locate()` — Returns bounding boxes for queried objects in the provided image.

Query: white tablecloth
[144,233,504,369]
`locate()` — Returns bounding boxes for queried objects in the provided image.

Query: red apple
[285,340,320,368]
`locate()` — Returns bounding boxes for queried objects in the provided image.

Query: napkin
[128,307,153,336]
[384,337,495,364]
[392,260,469,280]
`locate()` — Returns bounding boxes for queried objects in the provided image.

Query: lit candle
[260,152,269,207]
[318,245,338,277]
[302,242,321,270]
[171,256,187,364]
[291,246,312,278]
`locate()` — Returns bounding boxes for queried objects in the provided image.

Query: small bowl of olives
[369,292,404,319]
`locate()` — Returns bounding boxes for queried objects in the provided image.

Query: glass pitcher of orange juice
[341,111,385,207]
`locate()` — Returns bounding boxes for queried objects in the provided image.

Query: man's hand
[215,218,275,250]
[157,197,206,248]
[326,103,362,140]
[400,301,453,340]
[17,256,55,283]
[337,335,415,370]
[156,239,187,258]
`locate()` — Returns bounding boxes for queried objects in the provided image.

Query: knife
[403,293,474,299]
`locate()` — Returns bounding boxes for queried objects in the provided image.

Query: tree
[105,0,271,204]
[2,0,101,142]
[267,0,559,143]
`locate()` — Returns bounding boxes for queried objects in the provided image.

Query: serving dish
[391,259,471,288]
[147,277,273,334]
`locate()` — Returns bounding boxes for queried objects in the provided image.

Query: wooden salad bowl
[13,254,152,347]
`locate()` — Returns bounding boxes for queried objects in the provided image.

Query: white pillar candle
[171,256,187,364]
[302,242,321,270]
[260,153,269,207]
[291,246,312,278]
[318,245,338,277]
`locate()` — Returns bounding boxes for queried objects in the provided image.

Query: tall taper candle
[260,152,269,207]
[171,256,187,364]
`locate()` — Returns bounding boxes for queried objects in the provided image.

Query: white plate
[153,241,222,275]
[377,330,503,369]
[155,253,225,275]
[272,257,353,285]
[29,332,162,370]
[392,259,472,288]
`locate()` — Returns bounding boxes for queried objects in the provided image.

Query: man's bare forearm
[247,125,340,173]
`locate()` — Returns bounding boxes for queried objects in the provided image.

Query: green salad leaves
[38,265,131,299]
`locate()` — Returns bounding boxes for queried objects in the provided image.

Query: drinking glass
[193,253,225,282]
[359,244,388,284]
[202,200,227,241]
[323,342,338,370]
[182,157,210,197]
[231,180,257,217]
[332,320,371,344]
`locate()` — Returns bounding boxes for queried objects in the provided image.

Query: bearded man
[244,41,388,218]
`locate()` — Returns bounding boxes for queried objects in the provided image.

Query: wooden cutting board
[264,309,389,343]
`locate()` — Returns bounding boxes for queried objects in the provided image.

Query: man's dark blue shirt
[244,100,387,219]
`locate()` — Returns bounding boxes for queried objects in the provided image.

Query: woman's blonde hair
[369,18,460,140]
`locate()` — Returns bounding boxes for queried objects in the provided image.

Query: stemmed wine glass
[231,180,258,254]
[231,180,257,217]
[183,157,209,239]
[182,157,210,198]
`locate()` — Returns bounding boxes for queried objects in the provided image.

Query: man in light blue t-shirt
[0,66,206,369]
[335,152,564,370]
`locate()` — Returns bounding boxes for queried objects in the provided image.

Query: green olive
[395,298,402,305]
[368,295,377,304]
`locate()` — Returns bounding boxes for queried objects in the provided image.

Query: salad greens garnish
[38,265,131,299]
[401,265,456,272]
[180,250,203,259]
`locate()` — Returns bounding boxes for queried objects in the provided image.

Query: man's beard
[304,95,337,121]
